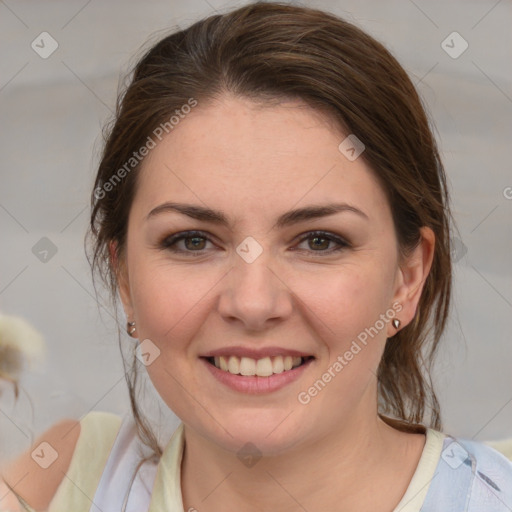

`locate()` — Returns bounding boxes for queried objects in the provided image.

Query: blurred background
[1,0,511,461]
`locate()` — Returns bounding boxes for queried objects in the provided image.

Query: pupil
[186,237,204,250]
[311,236,327,250]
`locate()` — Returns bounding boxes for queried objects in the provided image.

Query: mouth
[201,355,315,377]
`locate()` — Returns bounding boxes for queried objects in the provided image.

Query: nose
[217,246,293,331]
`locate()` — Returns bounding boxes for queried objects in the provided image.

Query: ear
[109,240,133,318]
[388,227,435,336]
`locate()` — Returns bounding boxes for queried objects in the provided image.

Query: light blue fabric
[421,434,512,511]
[87,414,512,511]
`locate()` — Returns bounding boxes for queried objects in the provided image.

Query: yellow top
[48,411,122,511]
[13,411,457,511]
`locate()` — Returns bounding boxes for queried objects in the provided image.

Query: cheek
[288,262,396,400]
[292,262,394,339]
[127,261,211,416]
[128,257,220,350]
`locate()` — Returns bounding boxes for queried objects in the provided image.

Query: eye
[159,230,213,256]
[159,230,350,257]
[294,231,350,256]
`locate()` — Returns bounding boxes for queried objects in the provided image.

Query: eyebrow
[146,201,368,229]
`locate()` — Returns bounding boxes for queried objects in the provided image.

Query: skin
[115,94,435,511]
[0,419,81,511]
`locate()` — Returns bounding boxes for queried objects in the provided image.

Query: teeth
[219,356,228,371]
[239,356,256,376]
[228,356,239,374]
[256,357,273,377]
[273,355,284,374]
[213,355,305,376]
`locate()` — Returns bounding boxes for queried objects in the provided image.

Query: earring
[392,319,401,330]
[127,321,137,337]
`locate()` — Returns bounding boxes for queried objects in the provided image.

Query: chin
[204,413,306,457]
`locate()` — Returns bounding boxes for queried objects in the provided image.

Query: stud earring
[392,319,401,330]
[127,321,137,337]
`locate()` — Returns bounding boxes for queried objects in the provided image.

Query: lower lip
[201,357,315,394]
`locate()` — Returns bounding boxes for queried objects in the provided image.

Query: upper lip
[201,347,315,359]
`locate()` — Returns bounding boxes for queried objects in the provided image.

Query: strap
[48,411,122,512]
[90,411,159,512]
[148,423,185,511]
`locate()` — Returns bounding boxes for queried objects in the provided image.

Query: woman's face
[117,94,431,455]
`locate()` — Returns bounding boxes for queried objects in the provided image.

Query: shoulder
[1,410,123,512]
[1,417,81,511]
[427,433,512,511]
[483,437,512,463]
[452,435,512,478]
[458,437,512,490]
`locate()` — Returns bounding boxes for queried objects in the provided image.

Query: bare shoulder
[1,418,81,511]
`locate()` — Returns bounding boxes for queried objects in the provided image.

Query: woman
[2,2,511,511]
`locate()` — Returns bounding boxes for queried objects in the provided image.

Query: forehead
[131,95,390,228]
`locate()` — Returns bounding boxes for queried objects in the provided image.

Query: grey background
[1,0,511,460]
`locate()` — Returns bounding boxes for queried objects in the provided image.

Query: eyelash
[159,230,350,257]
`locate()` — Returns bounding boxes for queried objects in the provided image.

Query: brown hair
[86,0,452,497]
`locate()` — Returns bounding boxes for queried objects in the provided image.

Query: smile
[205,355,314,377]
[201,355,315,394]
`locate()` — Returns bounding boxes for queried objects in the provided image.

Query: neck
[180,404,425,512]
